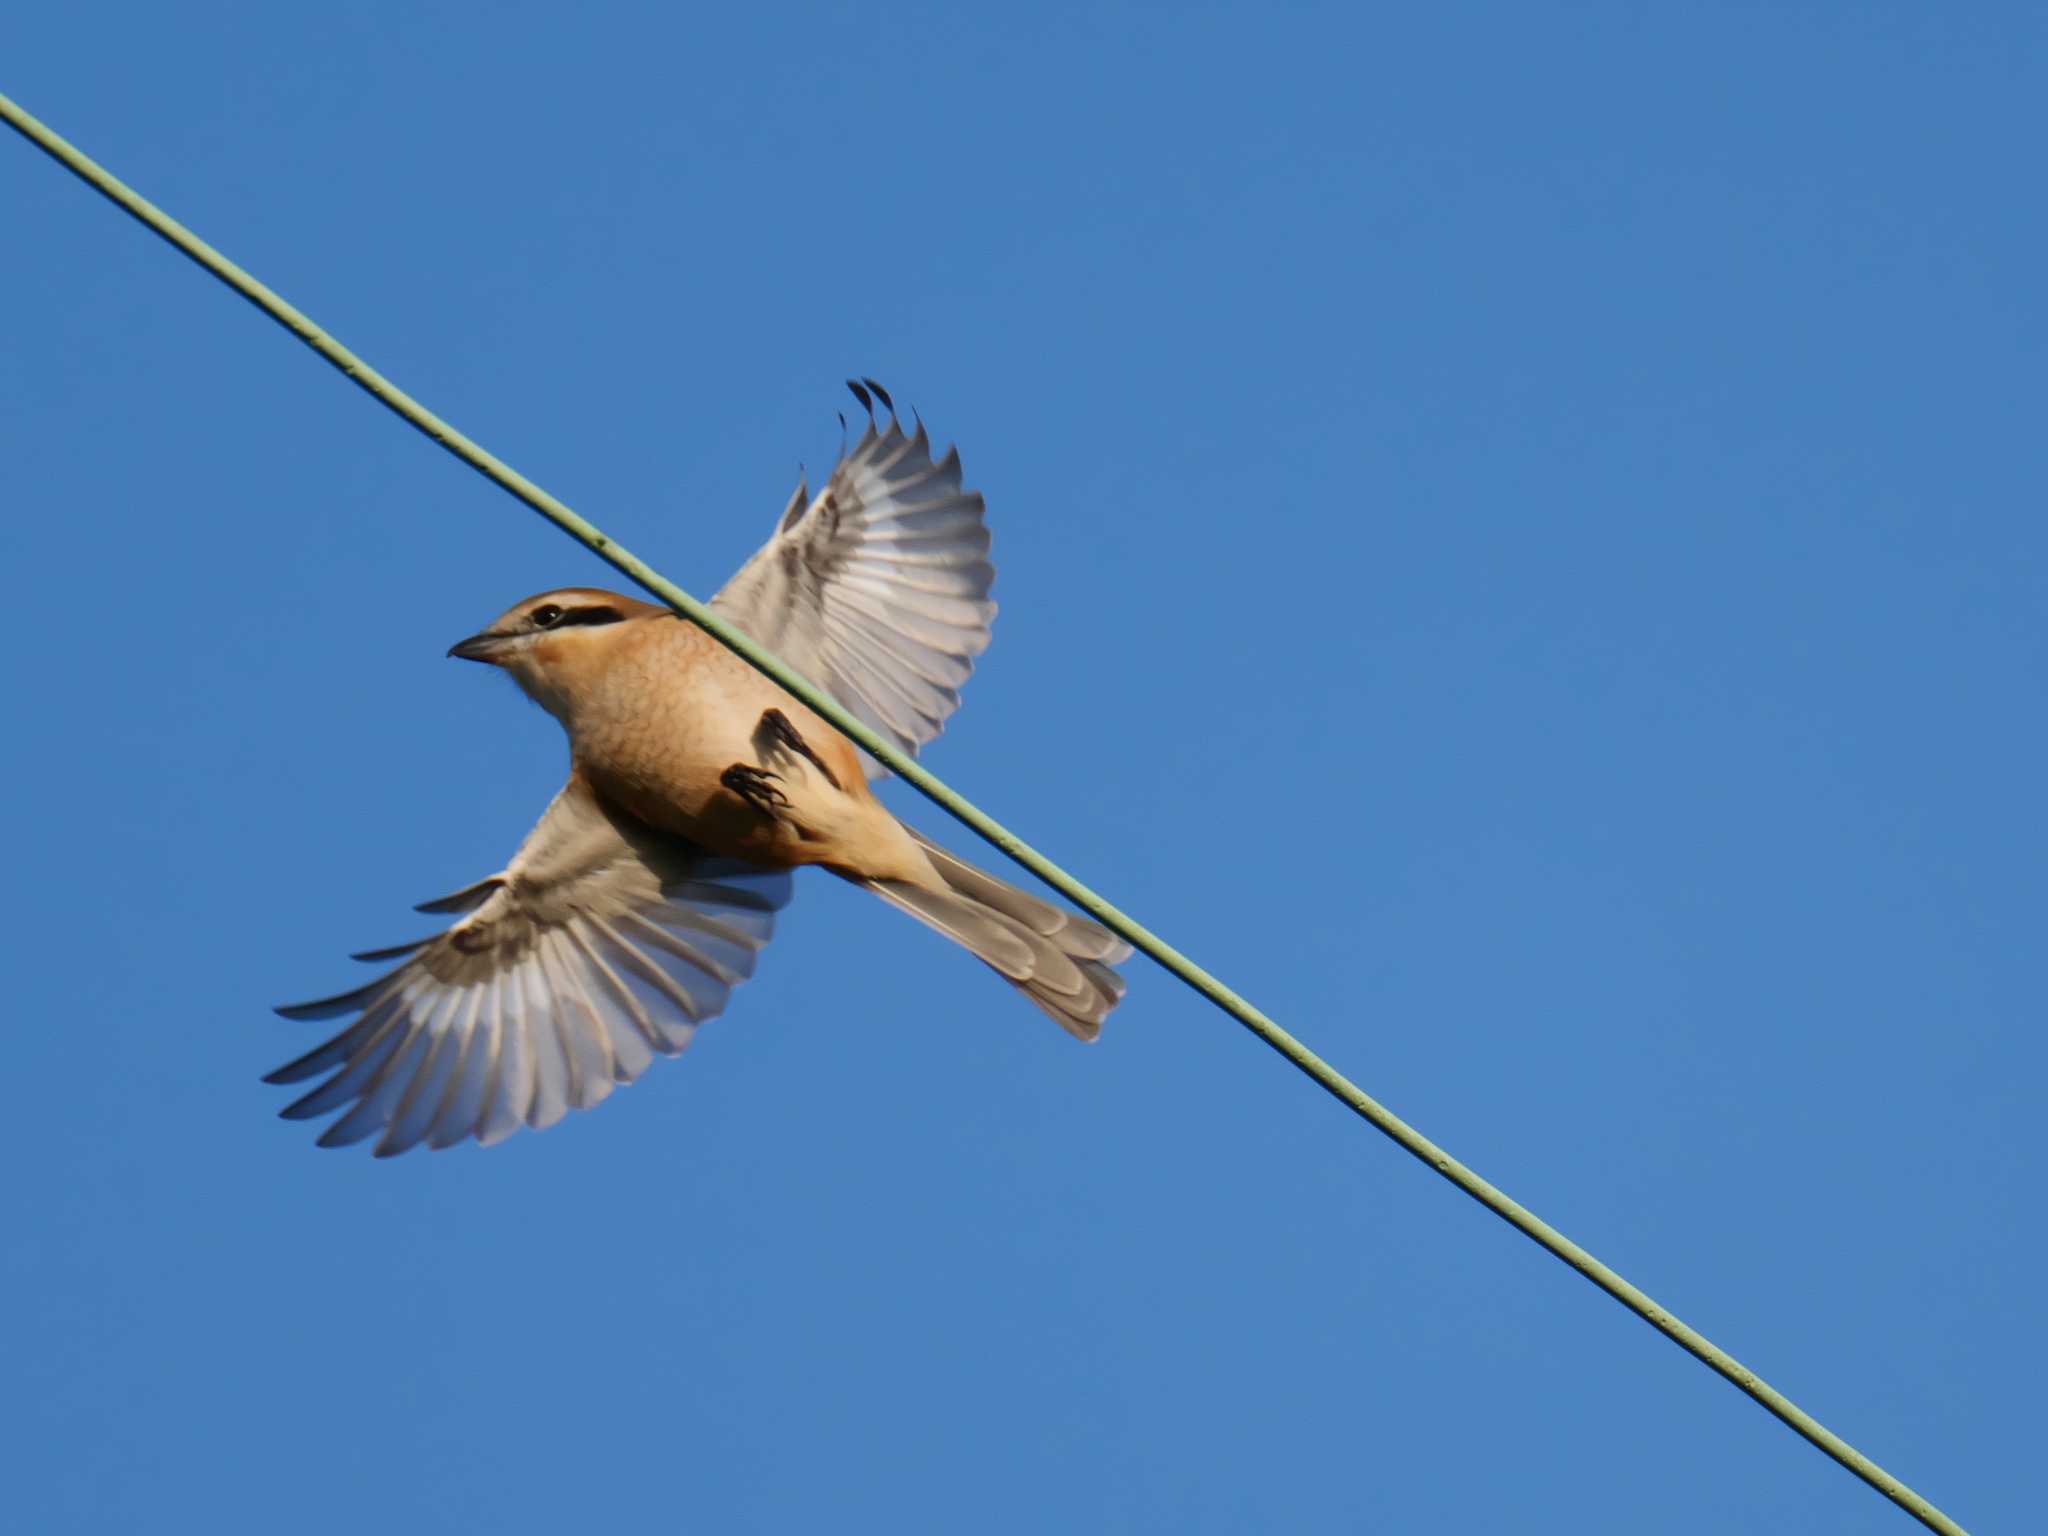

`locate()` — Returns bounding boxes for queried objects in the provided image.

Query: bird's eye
[530,604,564,628]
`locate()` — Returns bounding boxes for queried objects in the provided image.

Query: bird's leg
[756,708,843,791]
[720,763,790,817]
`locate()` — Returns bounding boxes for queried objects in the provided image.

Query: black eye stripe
[553,606,623,628]
[528,604,621,631]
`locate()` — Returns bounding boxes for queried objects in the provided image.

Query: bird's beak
[447,632,512,664]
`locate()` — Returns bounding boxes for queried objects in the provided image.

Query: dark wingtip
[845,378,874,416]
[276,997,348,1022]
[415,876,502,915]
[862,378,895,415]
[350,939,430,964]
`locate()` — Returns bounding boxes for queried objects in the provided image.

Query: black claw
[759,708,843,791]
[863,378,894,415]
[721,763,789,815]
[845,378,874,416]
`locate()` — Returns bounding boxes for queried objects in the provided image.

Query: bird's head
[447,587,665,723]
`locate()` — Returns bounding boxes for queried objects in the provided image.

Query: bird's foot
[720,763,790,816]
[758,708,843,791]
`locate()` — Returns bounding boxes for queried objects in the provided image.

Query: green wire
[1,87,1968,1536]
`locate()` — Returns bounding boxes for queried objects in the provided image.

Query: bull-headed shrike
[268,387,1129,1155]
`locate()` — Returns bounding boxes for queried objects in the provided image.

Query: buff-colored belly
[571,629,915,877]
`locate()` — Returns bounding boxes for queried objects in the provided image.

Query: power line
[0,86,1967,1536]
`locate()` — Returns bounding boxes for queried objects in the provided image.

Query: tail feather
[866,842,1129,1041]
[905,830,1131,962]
[869,880,1037,979]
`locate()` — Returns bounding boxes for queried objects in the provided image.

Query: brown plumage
[269,401,1130,1155]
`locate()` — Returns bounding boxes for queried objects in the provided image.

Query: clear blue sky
[2,5,2039,1531]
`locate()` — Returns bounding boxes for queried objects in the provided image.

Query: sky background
[2,5,2040,1531]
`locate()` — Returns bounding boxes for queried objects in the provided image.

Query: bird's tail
[864,831,1131,1040]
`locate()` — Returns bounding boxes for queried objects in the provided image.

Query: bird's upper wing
[266,775,792,1156]
[710,405,996,774]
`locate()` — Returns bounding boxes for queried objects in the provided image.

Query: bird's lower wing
[266,775,792,1155]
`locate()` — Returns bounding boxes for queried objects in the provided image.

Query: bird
[266,384,1130,1155]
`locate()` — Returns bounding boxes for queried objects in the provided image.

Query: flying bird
[267,386,1129,1155]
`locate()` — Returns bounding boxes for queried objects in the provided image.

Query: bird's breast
[567,625,874,868]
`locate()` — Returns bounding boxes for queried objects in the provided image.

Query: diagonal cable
[0,88,1967,1536]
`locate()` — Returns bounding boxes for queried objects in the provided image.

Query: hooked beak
[447,631,513,664]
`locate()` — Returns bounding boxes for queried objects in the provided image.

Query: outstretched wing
[711,400,996,772]
[266,775,792,1156]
